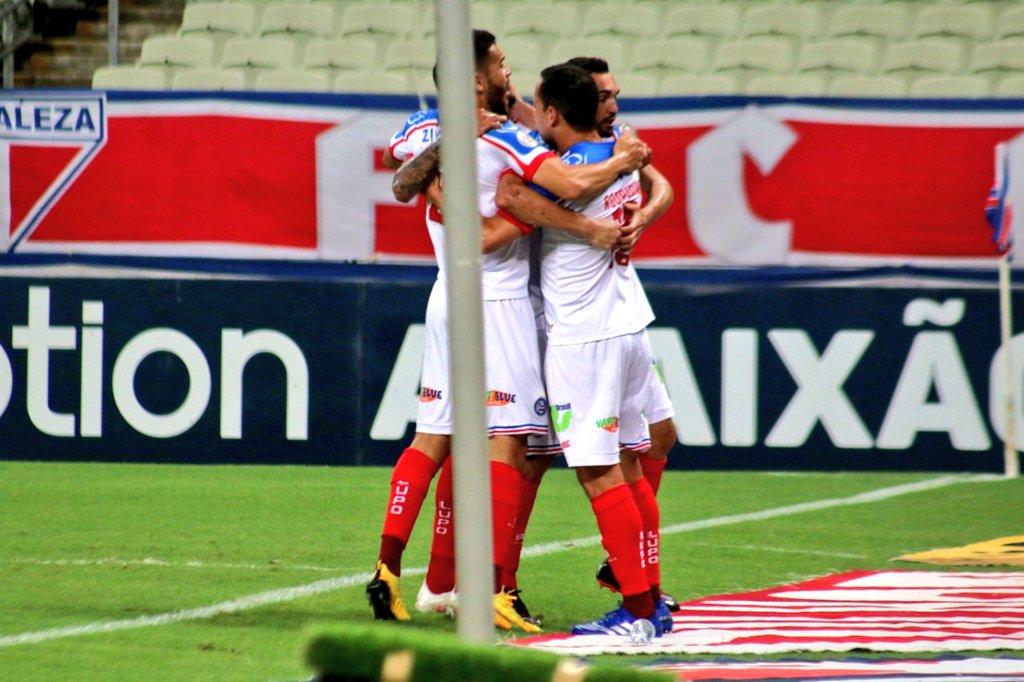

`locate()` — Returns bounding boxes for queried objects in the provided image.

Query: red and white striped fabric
[513,570,1024,656]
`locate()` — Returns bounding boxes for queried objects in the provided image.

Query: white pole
[998,255,1020,478]
[107,0,120,67]
[435,0,494,643]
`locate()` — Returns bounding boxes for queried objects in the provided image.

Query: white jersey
[388,109,445,277]
[476,121,558,300]
[541,139,655,345]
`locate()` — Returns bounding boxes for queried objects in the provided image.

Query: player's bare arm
[530,134,650,203]
[495,172,621,250]
[391,109,505,202]
[425,174,532,255]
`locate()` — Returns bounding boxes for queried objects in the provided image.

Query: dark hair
[432,29,496,87]
[473,29,497,71]
[538,63,597,133]
[565,56,610,75]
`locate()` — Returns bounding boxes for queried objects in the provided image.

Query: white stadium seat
[746,73,827,98]
[629,37,709,77]
[254,68,331,92]
[827,74,908,98]
[92,65,170,90]
[659,73,739,96]
[170,67,246,90]
[908,74,990,98]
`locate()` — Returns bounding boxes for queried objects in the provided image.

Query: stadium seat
[180,2,257,60]
[422,2,499,39]
[614,72,659,98]
[712,38,796,78]
[92,65,170,90]
[549,37,628,73]
[337,4,417,44]
[139,35,217,69]
[911,5,994,42]
[170,67,246,90]
[258,3,335,44]
[741,5,823,41]
[502,4,579,40]
[881,39,965,76]
[332,71,411,94]
[221,37,297,86]
[797,38,878,77]
[907,74,990,98]
[659,73,739,96]
[662,5,742,42]
[827,74,908,98]
[629,37,709,78]
[993,74,1024,97]
[382,39,435,84]
[254,68,331,91]
[746,74,827,98]
[828,5,911,42]
[302,38,378,77]
[970,41,1024,76]
[579,4,659,41]
[994,5,1024,40]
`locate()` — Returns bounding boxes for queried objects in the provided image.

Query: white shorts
[640,329,675,425]
[529,327,672,457]
[544,331,652,468]
[417,284,548,437]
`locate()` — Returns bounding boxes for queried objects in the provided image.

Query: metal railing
[0,0,32,87]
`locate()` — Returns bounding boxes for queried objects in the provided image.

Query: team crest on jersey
[533,397,548,416]
[419,387,443,402]
[516,129,540,148]
[485,390,516,406]
[595,416,619,433]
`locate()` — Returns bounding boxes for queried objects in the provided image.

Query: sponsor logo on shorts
[595,416,620,433]
[485,390,516,406]
[533,397,548,416]
[552,403,572,432]
[419,387,443,402]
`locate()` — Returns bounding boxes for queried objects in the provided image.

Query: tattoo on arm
[392,142,442,202]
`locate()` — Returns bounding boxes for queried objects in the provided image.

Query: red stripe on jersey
[480,135,557,182]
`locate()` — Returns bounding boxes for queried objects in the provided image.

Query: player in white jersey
[367,30,649,631]
[527,63,669,638]
[563,56,679,604]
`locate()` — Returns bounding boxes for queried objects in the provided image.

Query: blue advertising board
[0,266,1014,472]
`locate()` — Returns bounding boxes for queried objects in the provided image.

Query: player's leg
[368,283,451,621]
[418,454,457,615]
[639,330,676,496]
[547,335,660,638]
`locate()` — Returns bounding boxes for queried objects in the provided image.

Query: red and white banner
[4,93,1024,266]
[514,570,1024,656]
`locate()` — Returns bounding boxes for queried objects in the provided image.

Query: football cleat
[366,561,411,621]
[506,587,542,628]
[570,605,663,641]
[595,558,620,592]
[493,589,542,633]
[661,592,681,612]
[415,581,458,618]
[655,599,674,633]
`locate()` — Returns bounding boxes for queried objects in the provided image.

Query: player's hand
[585,217,624,250]
[618,201,646,252]
[613,133,651,172]
[477,108,506,137]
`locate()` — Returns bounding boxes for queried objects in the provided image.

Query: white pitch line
[0,474,989,648]
[8,557,343,573]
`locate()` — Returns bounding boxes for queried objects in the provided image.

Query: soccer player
[563,56,678,601]
[367,30,648,631]
[508,62,670,638]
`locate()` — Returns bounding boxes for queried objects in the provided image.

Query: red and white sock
[629,477,661,599]
[505,475,540,589]
[591,483,654,619]
[425,456,456,594]
[378,447,439,575]
[490,460,522,593]
[639,452,668,496]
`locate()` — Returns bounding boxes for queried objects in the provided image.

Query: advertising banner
[0,271,1016,472]
[4,91,1024,267]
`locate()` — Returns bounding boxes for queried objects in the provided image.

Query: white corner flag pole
[995,141,1020,479]
[435,0,495,643]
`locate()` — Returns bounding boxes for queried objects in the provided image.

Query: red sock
[425,456,456,594]
[629,478,661,598]
[378,447,439,575]
[591,484,653,618]
[639,453,668,496]
[506,475,540,589]
[490,460,522,592]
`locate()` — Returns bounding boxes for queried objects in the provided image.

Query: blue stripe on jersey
[561,139,616,167]
[482,121,548,155]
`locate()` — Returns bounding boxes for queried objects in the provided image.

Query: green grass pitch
[0,461,1021,681]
